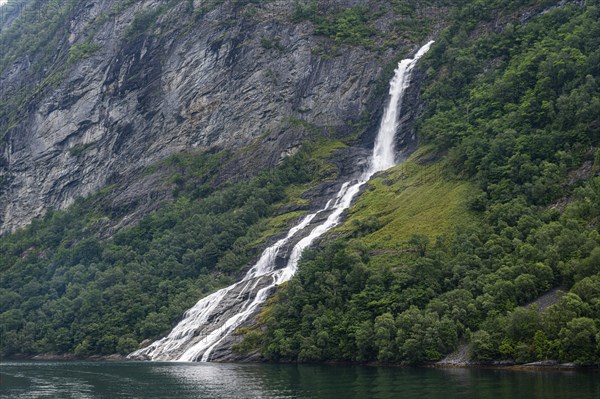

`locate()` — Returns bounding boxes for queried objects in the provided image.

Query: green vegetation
[0,0,76,141]
[257,174,600,364]
[291,0,440,50]
[313,5,377,47]
[344,156,475,249]
[417,0,600,363]
[123,6,167,41]
[0,0,74,74]
[1,0,599,366]
[243,1,600,365]
[0,132,354,357]
[260,37,286,52]
[68,42,101,63]
[0,148,315,356]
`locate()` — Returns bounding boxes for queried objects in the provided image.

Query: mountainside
[1,0,599,366]
[1,0,435,233]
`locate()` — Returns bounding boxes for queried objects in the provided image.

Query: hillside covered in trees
[1,0,599,366]
[254,0,600,365]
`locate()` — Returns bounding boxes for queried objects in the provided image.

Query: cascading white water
[128,40,434,362]
[368,41,435,174]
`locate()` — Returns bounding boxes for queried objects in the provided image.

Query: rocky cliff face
[0,0,399,233]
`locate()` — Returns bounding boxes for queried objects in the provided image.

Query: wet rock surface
[0,0,413,233]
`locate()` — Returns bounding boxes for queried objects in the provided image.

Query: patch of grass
[251,211,306,247]
[308,138,347,160]
[304,138,348,181]
[282,185,310,205]
[340,156,476,251]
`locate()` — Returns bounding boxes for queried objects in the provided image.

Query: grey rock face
[0,0,399,233]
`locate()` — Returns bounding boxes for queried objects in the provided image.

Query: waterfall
[368,41,435,174]
[128,40,434,362]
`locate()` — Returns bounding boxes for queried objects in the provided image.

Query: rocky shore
[3,353,127,362]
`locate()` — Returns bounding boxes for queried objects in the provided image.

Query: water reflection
[156,362,305,398]
[1,361,598,399]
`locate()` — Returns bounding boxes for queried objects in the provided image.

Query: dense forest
[0,147,325,355]
[253,0,600,365]
[1,0,599,366]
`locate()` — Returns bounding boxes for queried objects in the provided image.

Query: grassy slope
[344,150,475,250]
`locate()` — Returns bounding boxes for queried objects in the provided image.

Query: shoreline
[2,353,598,372]
[2,353,128,362]
[428,360,598,372]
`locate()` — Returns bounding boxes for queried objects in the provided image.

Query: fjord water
[2,361,599,399]
[130,41,435,362]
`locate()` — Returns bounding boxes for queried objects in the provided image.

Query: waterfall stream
[129,40,434,362]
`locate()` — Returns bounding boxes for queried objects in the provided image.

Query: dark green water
[1,361,598,399]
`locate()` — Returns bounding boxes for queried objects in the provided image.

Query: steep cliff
[0,0,439,233]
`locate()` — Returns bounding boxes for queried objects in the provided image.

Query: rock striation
[1,0,427,233]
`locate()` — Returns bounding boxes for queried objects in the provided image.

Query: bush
[68,42,100,63]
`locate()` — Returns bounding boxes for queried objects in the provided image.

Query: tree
[559,317,598,365]
[470,330,497,361]
[409,234,430,257]
[374,313,397,362]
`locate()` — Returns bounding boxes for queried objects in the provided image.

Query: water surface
[1,361,599,399]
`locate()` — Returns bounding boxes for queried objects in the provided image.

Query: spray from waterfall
[128,40,434,362]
